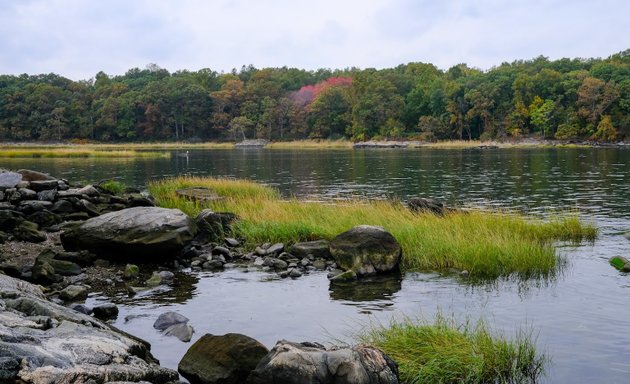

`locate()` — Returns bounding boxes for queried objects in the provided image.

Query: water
[5,147,630,382]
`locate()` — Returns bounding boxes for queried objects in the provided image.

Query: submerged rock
[247,341,399,384]
[178,333,269,384]
[329,225,402,276]
[609,256,630,272]
[61,207,197,261]
[0,274,178,383]
[153,311,189,331]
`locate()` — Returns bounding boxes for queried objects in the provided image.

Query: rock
[146,272,164,287]
[609,256,630,272]
[164,323,195,342]
[330,270,358,282]
[77,198,101,216]
[0,274,178,383]
[624,232,630,241]
[407,197,449,215]
[124,264,140,279]
[17,187,37,200]
[225,237,240,247]
[0,209,23,230]
[212,245,231,258]
[29,179,59,192]
[178,333,269,384]
[202,260,224,270]
[153,311,190,331]
[17,169,56,182]
[195,209,237,242]
[329,225,402,276]
[13,220,47,242]
[247,341,399,384]
[31,259,62,284]
[312,259,327,270]
[69,303,93,315]
[51,199,75,213]
[289,239,331,259]
[92,303,119,320]
[288,268,302,278]
[27,209,62,228]
[59,285,88,302]
[128,196,155,207]
[266,243,285,255]
[158,270,175,282]
[0,171,22,188]
[17,200,53,214]
[234,139,269,147]
[61,207,198,261]
[77,184,100,196]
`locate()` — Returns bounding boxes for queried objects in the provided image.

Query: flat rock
[289,240,331,259]
[18,169,56,181]
[61,207,197,261]
[0,274,178,383]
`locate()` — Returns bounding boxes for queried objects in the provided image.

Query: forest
[0,50,628,143]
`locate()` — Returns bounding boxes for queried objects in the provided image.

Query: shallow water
[6,147,630,383]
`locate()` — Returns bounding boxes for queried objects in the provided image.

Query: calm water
[5,148,630,383]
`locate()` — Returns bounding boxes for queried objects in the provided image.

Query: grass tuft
[358,316,547,384]
[148,176,597,279]
[99,180,126,195]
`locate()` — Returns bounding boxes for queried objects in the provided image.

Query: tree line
[0,50,628,143]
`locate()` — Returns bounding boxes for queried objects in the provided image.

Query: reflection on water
[11,148,630,383]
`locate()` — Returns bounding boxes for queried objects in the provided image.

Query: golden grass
[266,140,354,149]
[0,148,170,158]
[148,176,597,279]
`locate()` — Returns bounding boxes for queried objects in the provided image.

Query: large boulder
[178,333,269,384]
[0,171,22,188]
[247,341,399,384]
[61,207,197,260]
[0,274,178,383]
[329,225,402,276]
[17,169,56,182]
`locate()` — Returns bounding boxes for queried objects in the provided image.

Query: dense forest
[0,50,628,143]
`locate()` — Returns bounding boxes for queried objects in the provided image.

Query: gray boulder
[329,225,402,276]
[17,169,56,182]
[289,240,331,259]
[407,197,450,215]
[0,171,22,188]
[247,341,399,384]
[0,274,178,383]
[178,333,269,384]
[61,207,197,260]
[153,311,189,331]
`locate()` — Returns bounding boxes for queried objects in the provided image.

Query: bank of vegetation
[148,176,596,279]
[359,316,546,384]
[0,50,628,144]
[0,148,169,158]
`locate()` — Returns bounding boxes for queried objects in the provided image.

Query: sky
[0,0,628,80]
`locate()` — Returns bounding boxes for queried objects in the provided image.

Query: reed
[0,148,169,158]
[358,316,546,384]
[148,176,596,279]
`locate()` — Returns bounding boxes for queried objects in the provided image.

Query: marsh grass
[0,148,170,158]
[99,180,126,195]
[148,176,596,279]
[266,139,353,149]
[358,316,547,384]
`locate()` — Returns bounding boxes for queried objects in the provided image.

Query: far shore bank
[1,138,629,152]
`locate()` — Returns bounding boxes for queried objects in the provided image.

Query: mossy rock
[609,256,630,272]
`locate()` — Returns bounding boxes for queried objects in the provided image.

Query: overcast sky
[0,0,627,80]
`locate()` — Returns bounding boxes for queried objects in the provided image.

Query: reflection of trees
[329,273,402,302]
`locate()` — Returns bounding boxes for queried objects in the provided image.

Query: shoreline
[1,138,629,152]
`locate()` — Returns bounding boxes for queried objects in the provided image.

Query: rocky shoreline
[0,168,406,383]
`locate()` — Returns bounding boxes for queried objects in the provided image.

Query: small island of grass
[0,147,170,158]
[148,176,597,279]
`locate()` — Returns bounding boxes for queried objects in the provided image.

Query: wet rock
[212,245,231,258]
[312,259,327,270]
[69,303,93,315]
[266,243,285,256]
[26,209,62,228]
[17,200,53,214]
[288,268,302,278]
[51,199,74,213]
[61,207,198,261]
[289,239,331,259]
[624,232,630,241]
[609,256,630,272]
[0,209,23,230]
[330,225,402,276]
[178,333,269,384]
[13,220,47,242]
[77,198,101,216]
[92,303,119,320]
[0,274,177,383]
[128,196,155,207]
[76,184,100,196]
[59,285,88,302]
[0,260,21,277]
[329,270,358,282]
[202,260,224,270]
[146,271,165,287]
[153,311,190,331]
[247,341,399,384]
[164,323,195,342]
[17,187,37,200]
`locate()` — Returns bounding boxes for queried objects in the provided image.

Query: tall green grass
[358,316,546,384]
[148,176,597,279]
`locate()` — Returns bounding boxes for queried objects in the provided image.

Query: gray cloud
[0,0,627,80]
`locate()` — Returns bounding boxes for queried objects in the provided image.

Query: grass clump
[148,176,597,279]
[99,180,126,195]
[359,316,546,384]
